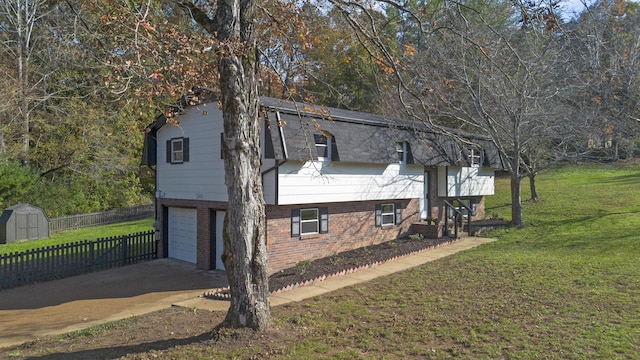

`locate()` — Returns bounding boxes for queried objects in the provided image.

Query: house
[142,89,503,273]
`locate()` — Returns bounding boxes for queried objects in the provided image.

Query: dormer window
[314,133,332,161]
[470,147,483,167]
[396,142,407,164]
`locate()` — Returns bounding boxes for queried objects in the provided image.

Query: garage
[167,207,197,264]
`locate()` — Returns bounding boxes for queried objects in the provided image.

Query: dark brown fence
[49,204,155,233]
[0,231,156,290]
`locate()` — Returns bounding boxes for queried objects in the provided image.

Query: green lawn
[5,163,640,359]
[0,217,154,255]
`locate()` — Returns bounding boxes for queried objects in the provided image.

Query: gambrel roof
[143,90,503,169]
[260,97,503,168]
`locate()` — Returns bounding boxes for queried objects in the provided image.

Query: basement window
[291,208,329,237]
[375,203,403,227]
[381,204,395,226]
[300,208,319,235]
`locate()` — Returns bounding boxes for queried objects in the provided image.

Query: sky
[559,0,596,20]
[560,0,640,20]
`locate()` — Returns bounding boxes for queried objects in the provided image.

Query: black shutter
[319,207,329,234]
[220,133,224,159]
[330,138,339,161]
[182,137,190,162]
[291,209,300,237]
[166,140,172,163]
[375,204,382,227]
[395,203,402,224]
[142,134,157,166]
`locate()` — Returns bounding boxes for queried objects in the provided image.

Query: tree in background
[0,0,221,216]
[0,0,50,164]
[364,0,568,225]
[561,0,640,160]
[0,160,38,209]
[297,6,383,110]
[0,0,151,215]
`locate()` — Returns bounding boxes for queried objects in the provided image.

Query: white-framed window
[470,147,483,167]
[172,139,183,163]
[300,208,319,235]
[375,203,402,227]
[167,137,189,164]
[314,133,332,161]
[380,204,395,226]
[291,207,328,237]
[397,142,407,164]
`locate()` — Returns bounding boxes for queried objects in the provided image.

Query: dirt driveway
[0,259,227,348]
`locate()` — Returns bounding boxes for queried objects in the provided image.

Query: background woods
[1,0,638,218]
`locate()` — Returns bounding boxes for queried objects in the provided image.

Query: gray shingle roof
[260,97,503,168]
[143,92,503,169]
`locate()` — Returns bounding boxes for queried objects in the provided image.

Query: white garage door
[168,207,197,264]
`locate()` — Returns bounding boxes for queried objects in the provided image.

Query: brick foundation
[266,199,419,273]
[156,198,419,274]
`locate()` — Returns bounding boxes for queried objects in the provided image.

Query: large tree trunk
[217,0,271,330]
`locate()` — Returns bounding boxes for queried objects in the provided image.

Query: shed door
[16,213,39,241]
[167,207,197,264]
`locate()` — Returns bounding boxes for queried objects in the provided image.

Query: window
[381,204,395,226]
[166,137,189,164]
[397,142,407,164]
[291,208,329,237]
[314,133,332,160]
[300,208,319,235]
[470,147,483,167]
[375,203,403,227]
[172,139,183,162]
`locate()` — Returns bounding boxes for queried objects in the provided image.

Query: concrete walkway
[0,237,495,349]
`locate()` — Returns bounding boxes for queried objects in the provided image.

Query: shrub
[0,160,38,209]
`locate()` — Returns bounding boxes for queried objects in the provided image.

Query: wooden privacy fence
[0,231,156,290]
[49,204,154,233]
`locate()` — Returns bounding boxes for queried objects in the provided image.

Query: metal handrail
[442,199,473,238]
